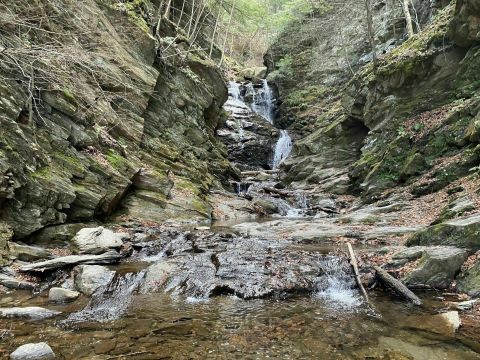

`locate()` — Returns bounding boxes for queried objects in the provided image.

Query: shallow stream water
[1,230,479,359]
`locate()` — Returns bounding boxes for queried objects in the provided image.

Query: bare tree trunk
[209,0,223,58]
[189,0,206,42]
[403,0,415,38]
[187,0,196,37]
[220,0,236,66]
[177,0,186,27]
[164,0,173,20]
[155,0,165,38]
[365,0,377,68]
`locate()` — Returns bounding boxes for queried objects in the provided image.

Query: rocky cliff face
[266,0,479,210]
[0,0,232,246]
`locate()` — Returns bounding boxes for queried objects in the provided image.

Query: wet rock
[407,214,480,249]
[142,233,355,299]
[0,307,61,320]
[8,242,51,261]
[94,339,117,354]
[142,262,177,293]
[10,342,55,360]
[454,299,478,311]
[0,274,36,290]
[252,198,279,215]
[74,265,115,296]
[437,311,461,333]
[391,246,468,289]
[72,227,128,255]
[20,251,122,273]
[237,67,267,81]
[29,223,95,245]
[48,287,80,303]
[403,311,461,336]
[457,260,480,297]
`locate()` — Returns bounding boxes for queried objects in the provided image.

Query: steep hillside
[266,0,479,227]
[0,0,233,251]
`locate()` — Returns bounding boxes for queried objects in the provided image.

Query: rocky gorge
[0,0,480,359]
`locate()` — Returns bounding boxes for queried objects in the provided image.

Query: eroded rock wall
[0,0,232,242]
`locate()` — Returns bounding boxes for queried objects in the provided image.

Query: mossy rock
[400,152,427,180]
[407,214,480,249]
[457,260,480,297]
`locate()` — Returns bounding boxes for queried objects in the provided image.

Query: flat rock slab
[20,251,122,273]
[0,274,36,290]
[72,227,128,255]
[0,307,61,320]
[141,232,356,299]
[10,342,55,360]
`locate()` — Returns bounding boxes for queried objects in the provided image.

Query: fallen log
[241,170,280,176]
[373,265,422,306]
[262,187,291,197]
[347,243,369,303]
[20,251,123,273]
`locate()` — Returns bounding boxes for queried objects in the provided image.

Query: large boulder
[72,227,128,255]
[390,246,469,288]
[407,214,480,249]
[457,260,480,296]
[449,0,480,47]
[48,287,80,303]
[10,342,55,360]
[74,265,115,296]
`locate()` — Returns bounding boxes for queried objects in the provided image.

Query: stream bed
[0,224,479,359]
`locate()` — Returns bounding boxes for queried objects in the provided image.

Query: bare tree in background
[220,0,236,66]
[365,0,377,68]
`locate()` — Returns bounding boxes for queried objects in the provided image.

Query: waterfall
[61,271,145,325]
[226,79,293,169]
[228,81,242,101]
[272,130,293,169]
[247,79,275,123]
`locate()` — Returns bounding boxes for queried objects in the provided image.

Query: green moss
[284,85,331,108]
[111,0,150,34]
[63,89,76,103]
[105,150,130,172]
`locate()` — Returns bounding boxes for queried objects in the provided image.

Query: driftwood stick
[373,265,422,306]
[347,243,369,303]
[262,187,291,197]
[241,170,280,176]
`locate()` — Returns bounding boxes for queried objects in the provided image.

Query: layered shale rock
[0,0,233,250]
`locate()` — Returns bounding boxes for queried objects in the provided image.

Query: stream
[0,80,479,359]
[0,225,479,359]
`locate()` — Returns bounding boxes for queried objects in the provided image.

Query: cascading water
[62,271,145,325]
[247,79,275,123]
[272,130,293,170]
[243,80,293,169]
